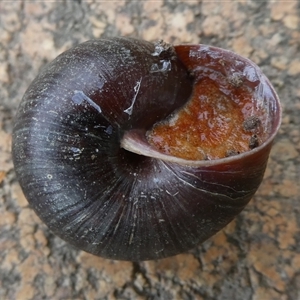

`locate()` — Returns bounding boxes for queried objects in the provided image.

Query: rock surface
[0,1,299,299]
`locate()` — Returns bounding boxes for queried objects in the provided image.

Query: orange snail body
[12,38,281,261]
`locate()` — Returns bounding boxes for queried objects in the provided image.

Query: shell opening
[122,44,278,163]
[146,75,268,161]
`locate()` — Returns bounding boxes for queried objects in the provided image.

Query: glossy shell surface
[12,37,281,261]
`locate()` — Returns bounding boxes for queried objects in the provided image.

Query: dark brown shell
[12,37,281,261]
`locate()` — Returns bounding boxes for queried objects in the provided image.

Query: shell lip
[121,122,280,167]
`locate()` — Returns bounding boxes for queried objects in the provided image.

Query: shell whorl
[12,37,281,261]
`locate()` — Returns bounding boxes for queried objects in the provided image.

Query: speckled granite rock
[0,1,299,299]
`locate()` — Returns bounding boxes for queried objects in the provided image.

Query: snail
[12,37,281,261]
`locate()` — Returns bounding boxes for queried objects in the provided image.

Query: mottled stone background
[0,1,299,299]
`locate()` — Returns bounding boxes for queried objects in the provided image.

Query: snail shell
[12,37,281,261]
